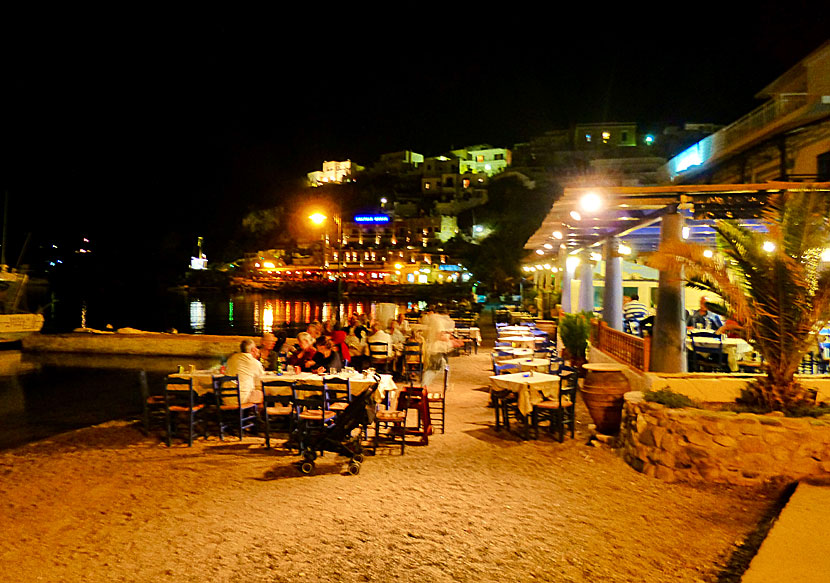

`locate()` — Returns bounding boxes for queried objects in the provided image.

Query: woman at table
[226,338,265,405]
[287,332,317,371]
[330,330,351,366]
[311,337,343,374]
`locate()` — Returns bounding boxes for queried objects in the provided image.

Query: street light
[308,209,343,319]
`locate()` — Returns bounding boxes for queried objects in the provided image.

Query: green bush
[644,388,701,409]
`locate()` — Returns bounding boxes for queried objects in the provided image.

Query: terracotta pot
[579,363,630,434]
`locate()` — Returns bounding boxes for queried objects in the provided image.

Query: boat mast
[1,191,7,267]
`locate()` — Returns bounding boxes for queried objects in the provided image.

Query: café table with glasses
[169,368,398,404]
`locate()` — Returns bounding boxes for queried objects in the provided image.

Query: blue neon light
[354,215,390,223]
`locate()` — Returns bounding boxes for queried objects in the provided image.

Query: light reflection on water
[65,291,430,336]
[182,293,423,336]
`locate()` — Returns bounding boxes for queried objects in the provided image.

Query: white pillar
[602,237,623,330]
[561,255,573,313]
[578,249,594,313]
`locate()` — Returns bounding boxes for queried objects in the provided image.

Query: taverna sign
[353,214,390,223]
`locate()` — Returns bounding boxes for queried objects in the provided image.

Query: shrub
[644,388,701,409]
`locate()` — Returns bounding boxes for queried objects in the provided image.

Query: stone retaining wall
[620,391,830,486]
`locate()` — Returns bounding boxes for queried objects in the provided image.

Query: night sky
[2,7,827,280]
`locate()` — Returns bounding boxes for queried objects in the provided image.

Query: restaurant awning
[525,181,830,257]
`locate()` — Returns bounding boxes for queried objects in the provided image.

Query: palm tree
[648,190,830,411]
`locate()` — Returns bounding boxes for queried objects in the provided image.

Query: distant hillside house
[307,159,365,187]
[451,145,512,176]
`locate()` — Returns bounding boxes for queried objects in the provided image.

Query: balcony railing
[591,320,650,372]
[664,93,811,180]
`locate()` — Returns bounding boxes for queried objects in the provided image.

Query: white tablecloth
[502,358,550,373]
[685,337,753,372]
[169,370,396,403]
[499,336,537,349]
[489,371,560,416]
[498,326,533,336]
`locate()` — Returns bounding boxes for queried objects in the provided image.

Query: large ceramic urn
[579,363,631,434]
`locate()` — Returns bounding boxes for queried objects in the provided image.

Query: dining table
[498,326,534,336]
[489,371,561,417]
[498,336,538,349]
[169,369,398,404]
[501,357,551,373]
[685,336,753,372]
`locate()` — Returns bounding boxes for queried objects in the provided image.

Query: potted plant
[558,311,592,372]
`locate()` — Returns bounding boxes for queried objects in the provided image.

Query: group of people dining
[222,308,464,407]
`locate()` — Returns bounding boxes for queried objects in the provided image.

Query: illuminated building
[307,159,365,187]
[660,40,830,184]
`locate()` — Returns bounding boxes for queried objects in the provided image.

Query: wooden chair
[690,332,729,372]
[139,369,166,436]
[426,365,450,434]
[164,376,207,447]
[532,364,577,442]
[324,377,352,414]
[368,341,393,373]
[403,341,423,383]
[373,390,408,455]
[212,375,258,441]
[261,379,296,450]
[292,383,336,457]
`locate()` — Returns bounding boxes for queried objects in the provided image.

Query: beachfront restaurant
[524,182,830,374]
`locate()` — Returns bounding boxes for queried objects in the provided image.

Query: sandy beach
[0,347,778,582]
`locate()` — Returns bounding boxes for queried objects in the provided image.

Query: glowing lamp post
[308,210,343,316]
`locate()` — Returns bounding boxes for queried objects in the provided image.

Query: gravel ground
[0,339,779,582]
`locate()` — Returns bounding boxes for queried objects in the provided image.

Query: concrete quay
[742,482,830,582]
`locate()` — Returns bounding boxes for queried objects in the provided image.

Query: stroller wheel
[352,453,366,464]
[299,461,315,475]
[347,461,361,476]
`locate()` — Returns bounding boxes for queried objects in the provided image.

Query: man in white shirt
[225,339,265,405]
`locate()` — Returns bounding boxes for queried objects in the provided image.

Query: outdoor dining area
[488,320,579,442]
[140,309,482,473]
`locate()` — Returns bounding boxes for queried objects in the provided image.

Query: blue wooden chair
[261,379,296,450]
[532,364,577,441]
[164,376,207,447]
[689,331,729,372]
[213,375,258,441]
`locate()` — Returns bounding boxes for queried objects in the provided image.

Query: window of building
[476,155,484,162]
[494,153,504,160]
[818,151,830,181]
[585,134,592,142]
[424,182,431,190]
[462,178,471,188]
[621,131,628,142]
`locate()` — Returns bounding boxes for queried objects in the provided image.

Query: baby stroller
[295,381,378,476]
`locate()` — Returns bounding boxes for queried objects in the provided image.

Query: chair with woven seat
[373,390,408,455]
[531,364,577,442]
[368,341,393,374]
[164,376,208,447]
[292,383,336,457]
[426,365,450,434]
[212,375,258,441]
[139,369,166,436]
[324,377,352,414]
[261,378,296,450]
[403,340,424,384]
